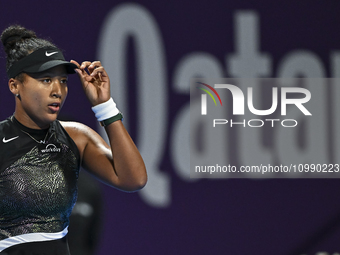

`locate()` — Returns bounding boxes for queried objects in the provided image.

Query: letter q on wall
[97,3,170,208]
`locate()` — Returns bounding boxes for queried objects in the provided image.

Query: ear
[8,78,19,96]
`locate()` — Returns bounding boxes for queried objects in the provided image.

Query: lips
[48,102,60,112]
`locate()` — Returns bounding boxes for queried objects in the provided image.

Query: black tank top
[0,116,80,240]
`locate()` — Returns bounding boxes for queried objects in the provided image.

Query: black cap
[7,47,77,78]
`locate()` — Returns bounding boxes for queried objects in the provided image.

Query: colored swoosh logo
[197,82,223,106]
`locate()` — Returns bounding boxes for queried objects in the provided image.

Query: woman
[0,25,147,254]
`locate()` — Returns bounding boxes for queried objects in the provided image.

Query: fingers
[70,60,80,68]
[77,61,107,78]
[79,61,93,70]
[88,61,102,70]
[89,62,107,79]
[90,66,107,80]
[72,60,110,88]
[71,60,110,105]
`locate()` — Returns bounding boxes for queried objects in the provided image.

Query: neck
[14,109,51,130]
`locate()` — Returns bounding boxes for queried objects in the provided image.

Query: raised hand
[71,60,111,106]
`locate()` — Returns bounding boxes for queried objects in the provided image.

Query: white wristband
[91,98,120,121]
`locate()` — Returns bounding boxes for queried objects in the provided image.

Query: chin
[48,114,59,121]
[42,114,58,125]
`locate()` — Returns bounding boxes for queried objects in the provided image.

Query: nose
[51,79,65,99]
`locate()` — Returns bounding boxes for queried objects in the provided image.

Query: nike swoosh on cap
[3,136,19,143]
[45,51,58,57]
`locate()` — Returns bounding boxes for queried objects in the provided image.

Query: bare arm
[65,60,147,192]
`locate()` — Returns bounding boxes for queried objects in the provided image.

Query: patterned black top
[0,116,80,240]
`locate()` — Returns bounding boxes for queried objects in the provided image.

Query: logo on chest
[41,144,61,153]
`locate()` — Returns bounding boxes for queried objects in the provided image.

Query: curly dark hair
[1,25,57,80]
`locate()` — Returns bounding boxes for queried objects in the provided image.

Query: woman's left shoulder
[59,121,111,167]
[59,120,92,135]
[59,120,106,146]
[59,121,95,153]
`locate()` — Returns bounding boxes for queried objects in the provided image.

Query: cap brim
[23,60,78,74]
